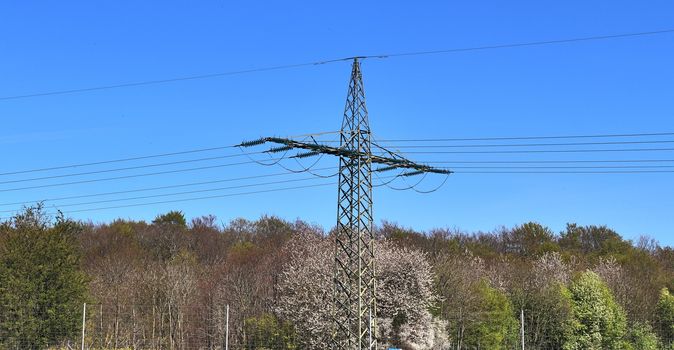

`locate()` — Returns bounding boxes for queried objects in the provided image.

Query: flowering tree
[274,231,333,349]
[376,240,448,349]
[274,232,447,349]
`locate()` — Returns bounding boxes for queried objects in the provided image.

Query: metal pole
[225,304,229,350]
[520,309,525,350]
[81,303,86,350]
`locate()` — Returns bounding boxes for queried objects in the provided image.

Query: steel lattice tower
[239,58,450,350]
[332,58,376,350]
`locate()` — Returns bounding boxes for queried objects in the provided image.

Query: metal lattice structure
[332,58,376,350]
[239,58,451,350]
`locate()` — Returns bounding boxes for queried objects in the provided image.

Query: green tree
[656,288,674,347]
[512,283,572,349]
[462,281,518,349]
[0,206,88,349]
[562,271,628,350]
[153,210,187,228]
[244,313,297,350]
[626,322,660,350]
[560,224,631,256]
[504,222,558,257]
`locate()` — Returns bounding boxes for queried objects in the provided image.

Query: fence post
[225,304,229,350]
[81,303,87,350]
[520,309,524,350]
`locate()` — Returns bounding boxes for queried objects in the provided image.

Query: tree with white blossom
[274,231,447,349]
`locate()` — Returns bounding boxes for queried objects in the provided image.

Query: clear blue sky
[1,1,673,245]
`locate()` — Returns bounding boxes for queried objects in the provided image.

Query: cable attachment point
[292,151,320,159]
[401,170,424,177]
[374,165,400,172]
[238,138,267,147]
[265,145,294,153]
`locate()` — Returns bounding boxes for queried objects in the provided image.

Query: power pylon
[240,58,450,349]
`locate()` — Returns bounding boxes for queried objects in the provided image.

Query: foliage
[503,222,558,257]
[460,281,518,350]
[656,288,674,347]
[509,252,572,349]
[275,233,446,350]
[152,210,187,228]
[274,231,333,349]
[377,240,442,349]
[626,321,661,350]
[562,271,628,350]
[0,206,88,349]
[559,224,631,256]
[1,210,673,348]
[244,313,297,350]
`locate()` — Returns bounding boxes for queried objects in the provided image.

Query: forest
[1,205,673,350]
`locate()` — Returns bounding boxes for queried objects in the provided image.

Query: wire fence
[0,303,296,350]
[1,303,672,349]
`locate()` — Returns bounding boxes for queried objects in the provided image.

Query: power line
[5,172,405,216]
[379,147,674,154]
[372,132,674,143]
[440,165,674,169]
[0,176,332,214]
[3,158,667,208]
[0,158,287,193]
[0,145,240,176]
[2,28,673,101]
[0,167,336,207]
[59,183,334,213]
[0,152,271,184]
[7,159,671,211]
[376,139,674,149]
[454,170,674,174]
[0,182,334,220]
[0,61,349,102]
[423,159,674,164]
[3,131,672,177]
[362,28,674,59]
[1,167,670,221]
[0,134,338,177]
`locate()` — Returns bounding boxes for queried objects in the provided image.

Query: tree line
[0,205,673,349]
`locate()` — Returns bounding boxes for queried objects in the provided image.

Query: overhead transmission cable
[0,176,334,214]
[368,131,674,143]
[0,131,339,177]
[2,29,673,101]
[371,141,451,194]
[359,28,674,59]
[275,136,341,178]
[0,166,336,207]
[2,131,672,177]
[379,148,674,154]
[422,159,674,164]
[377,139,674,149]
[1,172,406,214]
[432,165,674,169]
[1,168,671,221]
[454,170,674,174]
[0,182,335,220]
[0,158,287,193]
[0,151,269,185]
[0,145,240,176]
